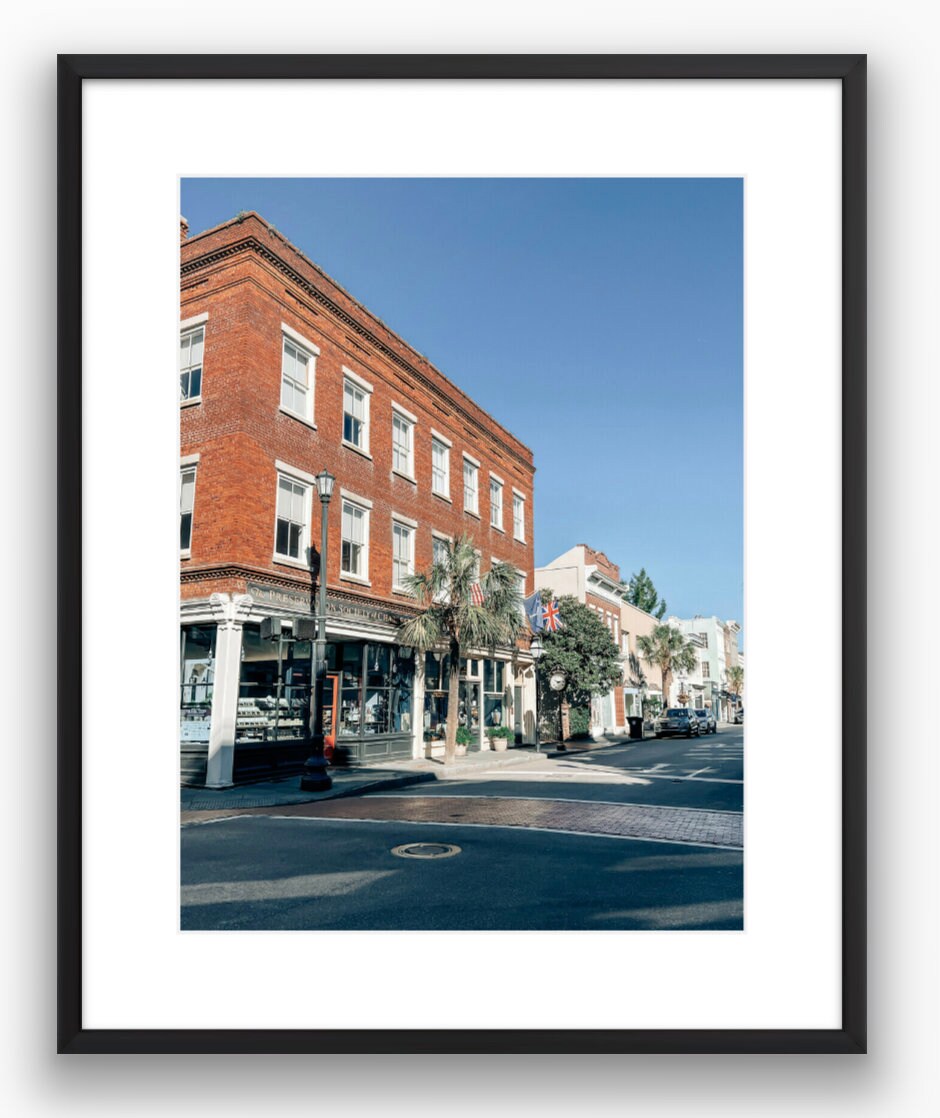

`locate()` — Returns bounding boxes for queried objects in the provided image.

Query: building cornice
[182,233,535,474]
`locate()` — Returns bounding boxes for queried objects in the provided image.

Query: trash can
[627,716,644,740]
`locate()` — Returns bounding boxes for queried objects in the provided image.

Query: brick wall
[180,213,536,608]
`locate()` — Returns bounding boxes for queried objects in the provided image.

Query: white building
[668,615,742,721]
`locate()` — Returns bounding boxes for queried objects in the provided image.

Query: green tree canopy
[624,567,668,619]
[537,595,623,707]
[636,624,698,709]
[397,534,524,765]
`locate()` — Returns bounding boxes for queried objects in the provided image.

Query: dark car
[656,708,701,738]
[693,708,717,734]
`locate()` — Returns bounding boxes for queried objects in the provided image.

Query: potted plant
[487,725,514,752]
[455,725,473,757]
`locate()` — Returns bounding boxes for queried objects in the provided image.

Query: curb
[328,771,436,800]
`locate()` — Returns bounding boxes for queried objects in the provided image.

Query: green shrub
[455,725,474,746]
[567,705,591,739]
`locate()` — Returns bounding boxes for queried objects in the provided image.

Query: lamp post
[530,633,543,754]
[300,468,335,792]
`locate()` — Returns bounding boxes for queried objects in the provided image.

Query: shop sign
[246,581,312,611]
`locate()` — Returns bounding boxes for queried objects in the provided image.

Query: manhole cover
[390,842,462,860]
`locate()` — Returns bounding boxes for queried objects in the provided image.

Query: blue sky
[181,178,743,626]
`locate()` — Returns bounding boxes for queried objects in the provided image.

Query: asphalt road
[180,728,743,931]
[181,816,743,931]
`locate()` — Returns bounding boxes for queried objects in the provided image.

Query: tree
[397,534,524,765]
[537,595,623,723]
[636,624,698,710]
[623,567,668,619]
[726,665,744,708]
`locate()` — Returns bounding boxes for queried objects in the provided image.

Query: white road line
[470,769,743,785]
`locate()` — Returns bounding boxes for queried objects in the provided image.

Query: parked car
[693,708,717,734]
[656,708,701,738]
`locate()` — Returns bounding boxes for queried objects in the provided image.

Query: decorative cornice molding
[182,235,534,474]
[181,563,422,620]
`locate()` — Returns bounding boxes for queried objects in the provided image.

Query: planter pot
[491,737,508,752]
[455,743,469,757]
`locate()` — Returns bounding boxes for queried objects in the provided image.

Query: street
[181,726,743,931]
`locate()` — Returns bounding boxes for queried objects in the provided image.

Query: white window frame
[431,531,452,602]
[490,474,504,530]
[179,461,198,555]
[392,403,417,480]
[512,488,526,541]
[392,516,417,592]
[279,323,319,426]
[273,463,314,568]
[340,493,371,584]
[431,434,451,500]
[342,366,373,455]
[179,313,207,406]
[463,455,480,516]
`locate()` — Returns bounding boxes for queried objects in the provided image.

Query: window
[432,534,450,568]
[179,466,196,551]
[513,491,526,540]
[281,335,315,421]
[392,521,414,590]
[343,380,368,450]
[275,474,310,562]
[699,632,709,648]
[341,499,369,579]
[392,411,414,477]
[179,326,204,402]
[483,659,506,728]
[463,457,479,514]
[432,535,451,602]
[432,437,450,497]
[701,661,710,679]
[490,477,503,529]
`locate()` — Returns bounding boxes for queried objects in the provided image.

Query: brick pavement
[184,794,742,848]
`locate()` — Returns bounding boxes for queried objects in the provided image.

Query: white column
[412,652,425,759]
[522,665,537,745]
[205,593,253,789]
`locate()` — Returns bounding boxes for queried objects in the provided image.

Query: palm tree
[636,624,698,710]
[726,665,744,711]
[397,534,524,765]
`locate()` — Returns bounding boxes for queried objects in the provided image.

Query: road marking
[471,769,743,785]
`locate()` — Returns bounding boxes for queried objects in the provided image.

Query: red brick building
[179,212,537,786]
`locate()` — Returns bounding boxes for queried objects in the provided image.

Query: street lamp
[530,633,543,754]
[300,468,336,792]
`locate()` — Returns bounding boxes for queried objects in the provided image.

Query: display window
[236,624,312,743]
[334,641,414,739]
[179,624,215,742]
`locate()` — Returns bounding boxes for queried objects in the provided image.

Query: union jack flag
[541,599,561,632]
[470,582,485,606]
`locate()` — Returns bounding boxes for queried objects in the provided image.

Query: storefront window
[483,658,506,728]
[180,624,215,742]
[337,642,414,738]
[237,624,311,742]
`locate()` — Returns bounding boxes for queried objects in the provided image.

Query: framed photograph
[59,54,866,1054]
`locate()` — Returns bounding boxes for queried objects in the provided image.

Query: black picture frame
[58,53,866,1055]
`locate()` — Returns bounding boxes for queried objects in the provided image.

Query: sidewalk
[180,745,542,816]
